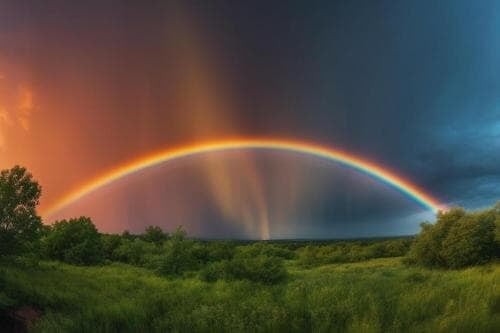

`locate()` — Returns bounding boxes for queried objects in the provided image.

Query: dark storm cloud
[412,121,500,208]
[2,0,499,237]
[240,1,499,221]
[205,0,500,213]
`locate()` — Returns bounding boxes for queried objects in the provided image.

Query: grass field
[1,257,499,332]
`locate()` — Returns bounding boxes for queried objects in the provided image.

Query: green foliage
[494,202,500,256]
[43,217,103,265]
[2,165,499,330]
[0,270,15,311]
[0,166,43,257]
[441,212,496,268]
[121,230,136,241]
[203,241,235,262]
[113,239,159,266]
[296,239,411,267]
[199,260,231,282]
[406,207,497,268]
[141,225,169,244]
[200,245,288,284]
[236,242,295,260]
[156,228,200,276]
[1,258,498,332]
[101,233,123,261]
[227,254,288,284]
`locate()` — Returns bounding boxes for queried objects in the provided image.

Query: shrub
[295,239,410,268]
[204,241,235,262]
[237,242,295,260]
[198,244,288,284]
[296,245,322,267]
[113,238,158,266]
[227,254,288,284]
[156,227,200,276]
[440,212,496,268]
[199,260,231,282]
[43,217,103,265]
[406,207,497,268]
[405,208,466,267]
[383,239,412,257]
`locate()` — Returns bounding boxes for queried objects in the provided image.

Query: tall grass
[1,258,498,332]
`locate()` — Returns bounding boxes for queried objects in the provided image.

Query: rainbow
[43,139,443,217]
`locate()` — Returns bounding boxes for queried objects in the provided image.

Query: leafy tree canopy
[141,225,169,244]
[43,217,103,265]
[406,207,497,268]
[0,166,42,256]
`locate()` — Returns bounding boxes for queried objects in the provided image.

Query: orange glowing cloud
[0,74,35,151]
[0,108,11,150]
[17,85,34,131]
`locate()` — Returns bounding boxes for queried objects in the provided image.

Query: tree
[121,230,136,241]
[405,208,466,267]
[141,225,168,244]
[101,233,123,261]
[441,212,496,268]
[406,207,496,268]
[43,217,103,265]
[0,166,42,256]
[114,238,158,265]
[157,227,198,276]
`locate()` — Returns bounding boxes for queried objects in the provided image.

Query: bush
[199,260,231,282]
[227,254,288,284]
[296,239,411,268]
[156,227,200,276]
[406,207,497,268]
[198,244,288,284]
[236,242,295,260]
[441,212,496,268]
[383,239,412,257]
[113,238,159,266]
[204,241,235,262]
[43,217,103,265]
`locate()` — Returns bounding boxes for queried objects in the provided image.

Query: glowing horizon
[43,138,444,219]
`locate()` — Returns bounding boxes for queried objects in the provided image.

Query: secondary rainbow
[43,139,443,217]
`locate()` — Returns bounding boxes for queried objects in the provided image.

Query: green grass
[1,258,499,332]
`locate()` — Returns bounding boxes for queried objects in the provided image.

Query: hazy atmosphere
[1,0,499,238]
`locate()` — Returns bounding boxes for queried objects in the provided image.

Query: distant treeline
[1,165,500,285]
[31,218,417,284]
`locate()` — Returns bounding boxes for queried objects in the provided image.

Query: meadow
[1,166,499,332]
[1,255,499,332]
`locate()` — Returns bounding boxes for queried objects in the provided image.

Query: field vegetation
[1,165,499,332]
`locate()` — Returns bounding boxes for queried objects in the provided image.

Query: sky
[0,1,499,238]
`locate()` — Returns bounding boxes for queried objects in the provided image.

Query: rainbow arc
[43,139,444,217]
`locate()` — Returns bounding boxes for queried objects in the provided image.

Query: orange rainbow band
[43,139,443,217]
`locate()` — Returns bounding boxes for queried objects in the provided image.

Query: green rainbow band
[43,139,443,217]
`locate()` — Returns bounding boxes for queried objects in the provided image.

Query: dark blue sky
[1,1,499,238]
[212,0,500,210]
